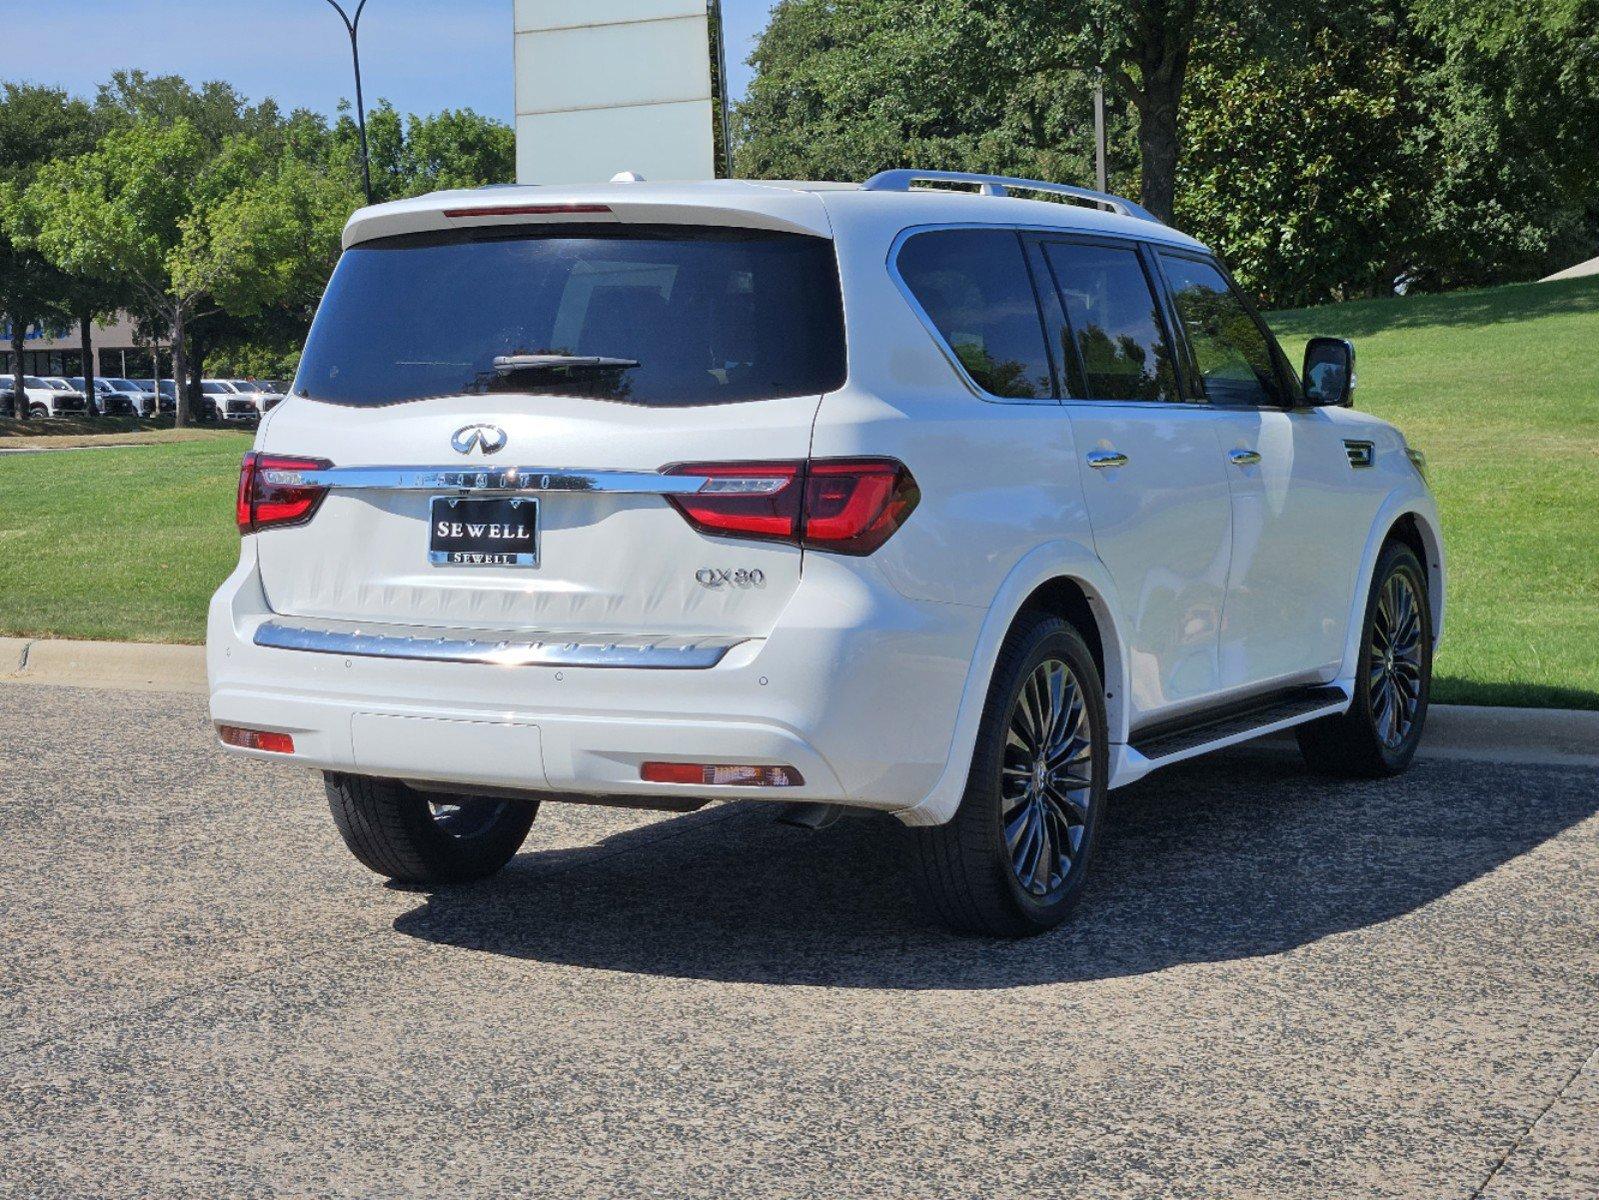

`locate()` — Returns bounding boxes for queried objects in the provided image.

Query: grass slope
[0,277,1594,708]
[1269,275,1599,709]
[0,436,250,643]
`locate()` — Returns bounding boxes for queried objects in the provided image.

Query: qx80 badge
[695,568,766,588]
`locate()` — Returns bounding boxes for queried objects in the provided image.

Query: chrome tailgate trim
[254,617,748,669]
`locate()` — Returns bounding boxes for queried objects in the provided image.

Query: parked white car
[220,379,286,422]
[21,376,90,418]
[208,172,1443,935]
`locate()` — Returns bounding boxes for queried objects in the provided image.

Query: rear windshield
[293,224,847,408]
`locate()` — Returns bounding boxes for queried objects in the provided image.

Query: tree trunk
[1122,1,1197,226]
[79,312,96,418]
[171,304,189,428]
[1135,88,1181,225]
[9,320,25,424]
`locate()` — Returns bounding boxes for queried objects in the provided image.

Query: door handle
[1228,448,1262,467]
[1086,449,1129,469]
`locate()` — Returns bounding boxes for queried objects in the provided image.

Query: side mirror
[1302,337,1356,406]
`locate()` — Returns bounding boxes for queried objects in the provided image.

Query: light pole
[322,0,373,203]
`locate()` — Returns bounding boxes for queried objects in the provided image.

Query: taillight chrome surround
[665,458,919,555]
[236,452,334,533]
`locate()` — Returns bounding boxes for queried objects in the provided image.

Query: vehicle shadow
[392,746,1597,990]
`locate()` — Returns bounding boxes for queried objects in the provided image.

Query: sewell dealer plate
[429,495,538,567]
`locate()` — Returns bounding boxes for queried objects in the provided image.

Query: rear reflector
[237,452,332,533]
[442,203,613,218]
[641,762,805,787]
[218,725,295,754]
[665,458,918,555]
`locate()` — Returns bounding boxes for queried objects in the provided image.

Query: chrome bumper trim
[253,618,748,669]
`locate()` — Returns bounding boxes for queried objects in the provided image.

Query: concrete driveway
[2,683,1595,1198]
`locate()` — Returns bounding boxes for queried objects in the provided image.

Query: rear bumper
[207,545,981,815]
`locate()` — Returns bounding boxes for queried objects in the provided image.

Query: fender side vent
[1344,440,1375,468]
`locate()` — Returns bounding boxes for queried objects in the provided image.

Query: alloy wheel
[1370,570,1425,748]
[1001,658,1095,898]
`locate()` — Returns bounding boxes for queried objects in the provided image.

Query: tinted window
[1041,241,1179,402]
[294,225,846,408]
[1159,253,1287,406]
[896,229,1053,399]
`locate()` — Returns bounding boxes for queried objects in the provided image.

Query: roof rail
[860,169,1159,224]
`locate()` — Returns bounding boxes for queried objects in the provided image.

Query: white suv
[208,171,1443,935]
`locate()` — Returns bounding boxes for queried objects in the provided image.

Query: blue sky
[11,0,775,120]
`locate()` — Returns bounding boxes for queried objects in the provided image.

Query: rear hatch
[253,218,847,640]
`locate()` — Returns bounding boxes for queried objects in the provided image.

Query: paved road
[2,683,1595,1199]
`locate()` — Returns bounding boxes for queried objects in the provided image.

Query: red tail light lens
[666,458,918,555]
[801,458,920,555]
[641,762,804,787]
[236,452,332,533]
[665,461,805,542]
[217,724,295,754]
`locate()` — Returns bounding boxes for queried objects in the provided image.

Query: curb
[2,636,207,695]
[2,637,1595,768]
[1256,705,1599,770]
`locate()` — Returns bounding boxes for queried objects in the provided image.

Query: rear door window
[294,225,847,408]
[1157,252,1290,407]
[1039,240,1180,403]
[895,228,1055,400]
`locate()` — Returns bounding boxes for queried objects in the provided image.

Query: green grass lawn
[0,436,250,643]
[1,275,1595,707]
[1268,275,1599,709]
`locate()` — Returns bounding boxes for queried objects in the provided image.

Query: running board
[1113,684,1351,786]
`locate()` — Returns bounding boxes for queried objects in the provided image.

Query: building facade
[1,313,171,379]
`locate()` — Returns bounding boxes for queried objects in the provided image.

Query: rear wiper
[493,354,640,375]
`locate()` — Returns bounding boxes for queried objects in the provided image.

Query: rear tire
[1297,541,1432,777]
[915,615,1109,937]
[325,772,537,884]
[29,404,47,419]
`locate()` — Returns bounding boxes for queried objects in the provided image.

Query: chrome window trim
[254,617,748,669]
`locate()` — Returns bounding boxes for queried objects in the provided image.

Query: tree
[0,83,104,421]
[1177,13,1422,305]
[331,100,514,202]
[737,0,1119,186]
[17,120,213,424]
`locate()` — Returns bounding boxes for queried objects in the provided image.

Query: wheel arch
[894,542,1129,827]
[1336,495,1446,687]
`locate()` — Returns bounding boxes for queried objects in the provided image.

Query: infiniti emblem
[451,423,507,456]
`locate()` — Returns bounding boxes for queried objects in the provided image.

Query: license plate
[429,496,538,567]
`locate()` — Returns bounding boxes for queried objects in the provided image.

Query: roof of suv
[341,177,1209,255]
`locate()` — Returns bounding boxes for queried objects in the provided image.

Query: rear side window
[1158,253,1287,406]
[294,225,846,408]
[1040,241,1179,402]
[896,229,1054,400]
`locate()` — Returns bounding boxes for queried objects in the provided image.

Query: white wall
[513,0,716,185]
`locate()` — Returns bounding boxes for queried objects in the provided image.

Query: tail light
[236,452,332,533]
[666,458,918,555]
[217,724,295,754]
[642,762,804,787]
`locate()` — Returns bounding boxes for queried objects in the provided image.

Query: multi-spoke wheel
[1001,659,1094,899]
[326,773,537,884]
[917,614,1108,936]
[1298,541,1432,777]
[1369,570,1425,749]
